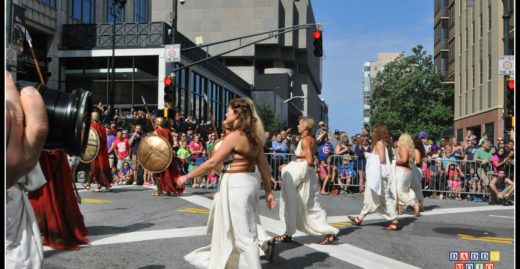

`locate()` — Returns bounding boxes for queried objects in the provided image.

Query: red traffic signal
[164,76,172,86]
[313,31,323,57]
[507,78,514,90]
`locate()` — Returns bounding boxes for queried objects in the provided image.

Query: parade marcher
[274,116,339,245]
[393,133,420,216]
[29,150,89,250]
[180,98,276,268]
[411,137,426,211]
[153,117,183,196]
[347,124,400,230]
[86,111,112,192]
[6,72,49,268]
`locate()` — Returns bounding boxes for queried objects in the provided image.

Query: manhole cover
[433,227,496,237]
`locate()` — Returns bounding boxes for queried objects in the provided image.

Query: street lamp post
[110,0,127,116]
[283,96,307,103]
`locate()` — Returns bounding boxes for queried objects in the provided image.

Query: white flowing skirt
[359,176,397,221]
[393,167,418,207]
[280,162,338,236]
[185,172,261,269]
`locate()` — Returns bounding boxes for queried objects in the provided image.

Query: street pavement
[42,183,515,269]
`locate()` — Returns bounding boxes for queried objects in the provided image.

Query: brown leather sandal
[383,222,401,231]
[347,215,362,226]
[319,234,337,245]
[273,232,292,243]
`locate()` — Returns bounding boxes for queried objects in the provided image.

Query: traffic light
[163,75,174,105]
[313,30,323,57]
[506,76,515,90]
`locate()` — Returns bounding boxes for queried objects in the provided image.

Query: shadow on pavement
[87,222,156,236]
[263,248,331,268]
[137,265,166,269]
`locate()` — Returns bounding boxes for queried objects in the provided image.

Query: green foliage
[370,45,454,139]
[255,103,283,134]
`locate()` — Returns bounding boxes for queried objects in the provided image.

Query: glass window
[485,122,494,143]
[69,0,95,23]
[134,0,149,23]
[41,0,56,7]
[107,0,125,23]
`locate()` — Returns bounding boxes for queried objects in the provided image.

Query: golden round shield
[211,140,224,175]
[79,128,100,163]
[137,135,173,173]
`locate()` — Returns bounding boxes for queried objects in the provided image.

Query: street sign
[165,44,181,63]
[498,55,515,75]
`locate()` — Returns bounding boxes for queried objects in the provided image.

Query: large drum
[79,128,100,163]
[136,135,173,173]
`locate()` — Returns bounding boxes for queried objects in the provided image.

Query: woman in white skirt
[178,98,276,269]
[347,124,400,230]
[273,116,339,245]
[393,133,421,217]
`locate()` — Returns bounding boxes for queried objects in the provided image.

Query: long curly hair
[371,123,392,159]
[229,98,265,146]
[397,133,415,164]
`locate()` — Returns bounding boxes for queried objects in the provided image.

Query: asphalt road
[42,183,515,269]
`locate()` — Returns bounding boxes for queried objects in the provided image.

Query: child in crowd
[177,140,191,174]
[466,167,482,201]
[447,162,463,198]
[188,159,203,188]
[111,166,119,185]
[338,156,356,192]
[204,170,219,189]
[119,161,134,185]
[450,173,463,200]
[318,160,331,195]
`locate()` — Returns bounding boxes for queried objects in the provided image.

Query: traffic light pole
[172,23,318,72]
[502,0,512,134]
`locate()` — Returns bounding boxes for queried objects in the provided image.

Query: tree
[255,103,283,134]
[370,45,454,139]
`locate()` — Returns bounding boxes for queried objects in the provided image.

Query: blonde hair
[299,116,315,132]
[397,133,415,163]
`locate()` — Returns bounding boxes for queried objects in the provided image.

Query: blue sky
[312,0,433,137]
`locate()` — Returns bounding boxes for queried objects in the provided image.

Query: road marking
[489,215,514,219]
[77,184,137,193]
[329,222,351,228]
[81,198,112,204]
[180,195,421,269]
[457,234,513,244]
[177,207,210,214]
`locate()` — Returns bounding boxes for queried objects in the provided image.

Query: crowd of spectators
[85,104,514,205]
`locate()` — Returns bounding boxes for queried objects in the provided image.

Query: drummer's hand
[177,175,187,188]
[266,192,276,210]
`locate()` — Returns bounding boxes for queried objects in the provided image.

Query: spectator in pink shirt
[189,135,204,159]
[109,130,131,170]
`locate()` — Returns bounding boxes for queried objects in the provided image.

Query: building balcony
[60,22,172,50]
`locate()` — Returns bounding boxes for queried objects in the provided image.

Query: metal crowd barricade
[421,158,515,199]
[264,153,296,181]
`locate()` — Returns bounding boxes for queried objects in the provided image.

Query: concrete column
[158,52,166,109]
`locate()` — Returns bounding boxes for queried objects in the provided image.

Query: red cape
[29,151,89,250]
[89,121,112,189]
[155,127,184,194]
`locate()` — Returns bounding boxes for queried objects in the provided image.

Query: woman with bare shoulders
[394,133,421,217]
[178,98,276,269]
[273,116,339,245]
[347,124,400,230]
